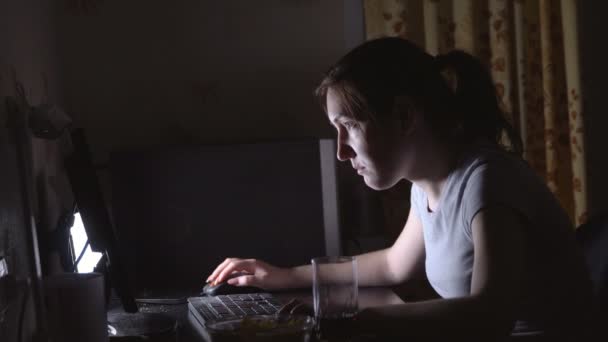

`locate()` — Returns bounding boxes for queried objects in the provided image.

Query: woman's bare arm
[355,205,526,339]
[284,206,426,288]
[209,206,426,290]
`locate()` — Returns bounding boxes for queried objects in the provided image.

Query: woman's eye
[343,122,357,129]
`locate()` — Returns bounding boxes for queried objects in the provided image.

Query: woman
[206,37,594,341]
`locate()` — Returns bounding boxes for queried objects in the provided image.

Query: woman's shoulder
[449,145,548,212]
[454,144,530,183]
[453,144,571,228]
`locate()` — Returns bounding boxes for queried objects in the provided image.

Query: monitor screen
[109,139,340,295]
[65,129,138,313]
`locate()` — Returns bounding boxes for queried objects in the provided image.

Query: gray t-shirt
[410,146,592,334]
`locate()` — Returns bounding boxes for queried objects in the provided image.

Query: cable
[73,240,90,272]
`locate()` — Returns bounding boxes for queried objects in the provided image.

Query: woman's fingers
[207,258,254,284]
[215,259,257,285]
[206,258,235,283]
[226,274,257,287]
[205,258,286,289]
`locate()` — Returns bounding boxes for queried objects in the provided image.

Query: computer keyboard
[191,293,282,321]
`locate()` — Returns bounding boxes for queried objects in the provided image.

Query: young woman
[206,37,595,341]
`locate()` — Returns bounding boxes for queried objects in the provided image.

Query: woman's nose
[336,142,355,161]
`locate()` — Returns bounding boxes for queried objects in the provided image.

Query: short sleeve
[461,160,531,238]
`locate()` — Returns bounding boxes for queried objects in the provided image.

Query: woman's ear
[392,95,417,136]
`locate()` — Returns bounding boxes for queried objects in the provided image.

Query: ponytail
[434,50,523,156]
[315,38,523,156]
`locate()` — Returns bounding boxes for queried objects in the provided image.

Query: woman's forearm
[286,248,397,289]
[286,264,313,288]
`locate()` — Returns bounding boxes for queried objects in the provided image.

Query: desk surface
[108,287,404,341]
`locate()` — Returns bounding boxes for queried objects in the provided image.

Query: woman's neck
[411,139,462,212]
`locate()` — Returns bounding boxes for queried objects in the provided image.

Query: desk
[107,287,404,341]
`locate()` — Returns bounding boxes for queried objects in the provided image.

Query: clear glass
[311,256,358,322]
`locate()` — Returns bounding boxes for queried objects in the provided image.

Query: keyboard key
[241,308,256,315]
[266,299,282,307]
[213,306,231,314]
[257,306,275,314]
[260,304,276,313]
[199,293,281,321]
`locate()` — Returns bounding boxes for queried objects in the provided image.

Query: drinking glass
[311,256,358,339]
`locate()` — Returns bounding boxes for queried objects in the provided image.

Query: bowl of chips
[205,315,314,342]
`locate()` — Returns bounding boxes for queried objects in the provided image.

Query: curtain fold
[364,0,587,226]
[560,0,587,226]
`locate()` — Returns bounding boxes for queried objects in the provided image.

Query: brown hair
[314,37,522,156]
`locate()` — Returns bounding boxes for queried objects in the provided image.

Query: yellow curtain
[364,0,587,227]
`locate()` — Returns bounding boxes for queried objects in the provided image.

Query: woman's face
[326,88,409,190]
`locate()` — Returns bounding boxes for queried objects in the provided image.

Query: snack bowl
[205,315,314,342]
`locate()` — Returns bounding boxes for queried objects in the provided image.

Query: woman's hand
[205,258,292,290]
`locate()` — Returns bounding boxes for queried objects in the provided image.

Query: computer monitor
[109,139,341,295]
[65,129,138,313]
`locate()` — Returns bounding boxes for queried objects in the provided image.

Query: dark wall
[55,0,364,163]
[53,0,386,249]
[1,0,65,339]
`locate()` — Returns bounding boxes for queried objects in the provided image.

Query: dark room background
[1,0,607,339]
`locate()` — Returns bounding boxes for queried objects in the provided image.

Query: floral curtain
[364,0,587,227]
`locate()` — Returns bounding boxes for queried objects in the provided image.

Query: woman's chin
[362,175,395,191]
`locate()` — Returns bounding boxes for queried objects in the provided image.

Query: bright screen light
[70,213,103,273]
